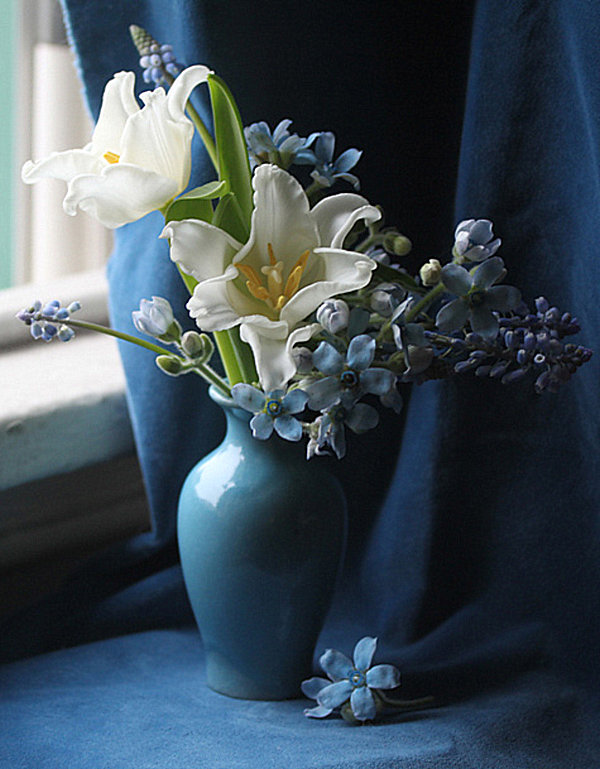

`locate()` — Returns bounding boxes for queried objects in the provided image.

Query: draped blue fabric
[2,1,599,766]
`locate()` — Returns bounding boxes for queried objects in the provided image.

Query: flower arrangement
[16,26,592,461]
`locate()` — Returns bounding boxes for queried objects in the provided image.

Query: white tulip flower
[163,164,380,391]
[22,65,211,228]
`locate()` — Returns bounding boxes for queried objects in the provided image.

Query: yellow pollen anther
[103,151,120,164]
[267,242,277,266]
[237,263,262,286]
[237,246,311,316]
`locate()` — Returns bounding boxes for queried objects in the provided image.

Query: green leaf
[213,192,249,243]
[165,196,213,225]
[177,179,229,201]
[208,73,253,235]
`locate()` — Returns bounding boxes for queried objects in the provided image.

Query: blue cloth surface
[1,1,599,766]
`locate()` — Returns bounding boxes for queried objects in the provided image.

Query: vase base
[205,651,308,701]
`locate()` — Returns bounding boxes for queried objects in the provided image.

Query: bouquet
[17,24,592,465]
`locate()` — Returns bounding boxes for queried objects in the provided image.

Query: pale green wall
[0,0,15,288]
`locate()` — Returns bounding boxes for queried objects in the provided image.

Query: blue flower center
[340,370,359,388]
[350,670,366,688]
[468,289,486,307]
[266,399,282,416]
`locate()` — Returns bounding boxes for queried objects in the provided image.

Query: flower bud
[155,355,184,376]
[292,346,314,374]
[383,232,412,256]
[181,330,214,361]
[316,299,350,335]
[419,258,442,286]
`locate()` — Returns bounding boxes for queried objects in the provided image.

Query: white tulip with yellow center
[163,164,381,391]
[22,65,211,229]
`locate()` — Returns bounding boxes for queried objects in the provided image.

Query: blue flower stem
[59,317,231,396]
[377,692,435,710]
[305,181,327,205]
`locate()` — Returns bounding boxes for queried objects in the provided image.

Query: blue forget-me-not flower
[244,119,318,170]
[302,636,401,722]
[296,131,362,190]
[435,257,521,339]
[231,384,309,442]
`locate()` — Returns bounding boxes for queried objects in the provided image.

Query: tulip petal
[63,164,178,228]
[311,193,381,249]
[281,247,375,329]
[319,648,353,681]
[353,636,377,671]
[90,71,139,157]
[22,149,104,185]
[350,687,377,721]
[238,164,318,272]
[239,321,319,392]
[166,64,212,123]
[317,680,353,709]
[164,219,242,283]
[366,664,401,690]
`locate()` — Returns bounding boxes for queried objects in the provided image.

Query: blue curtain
[1,2,599,767]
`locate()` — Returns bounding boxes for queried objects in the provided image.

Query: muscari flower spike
[244,119,318,171]
[130,25,182,86]
[435,256,521,340]
[295,131,362,190]
[231,384,309,442]
[302,636,401,723]
[16,299,81,342]
[306,334,396,412]
[453,218,501,263]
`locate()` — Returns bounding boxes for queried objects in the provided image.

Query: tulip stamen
[237,245,311,315]
[103,151,120,164]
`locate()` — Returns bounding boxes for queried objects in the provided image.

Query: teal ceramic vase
[177,387,348,700]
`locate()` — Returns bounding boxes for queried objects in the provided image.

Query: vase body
[178,388,347,700]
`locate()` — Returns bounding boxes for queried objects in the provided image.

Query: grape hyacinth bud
[130,25,182,86]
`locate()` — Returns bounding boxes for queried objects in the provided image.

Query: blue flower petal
[468,218,494,244]
[301,677,331,699]
[350,686,377,721]
[317,680,353,709]
[334,148,362,173]
[307,377,342,411]
[282,388,309,414]
[319,648,353,681]
[472,256,505,289]
[359,368,395,396]
[441,263,472,296]
[346,334,375,371]
[274,414,303,442]
[231,383,266,413]
[486,284,521,311]
[329,422,347,459]
[353,636,377,671]
[345,403,379,434]
[304,704,333,719]
[366,664,401,690]
[470,306,499,339]
[313,342,345,375]
[435,297,469,333]
[250,412,274,440]
[335,172,360,190]
[315,132,335,162]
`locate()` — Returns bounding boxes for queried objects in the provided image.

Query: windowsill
[0,270,150,608]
